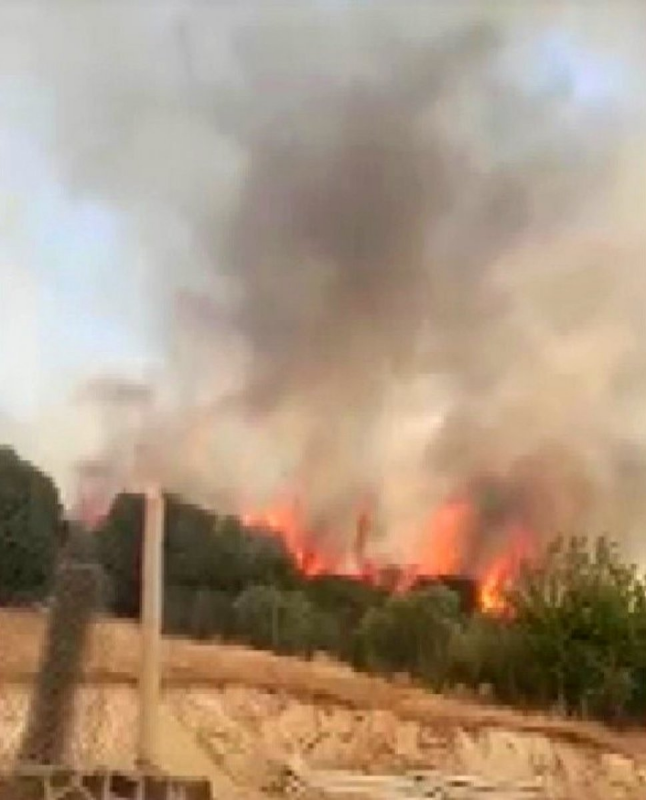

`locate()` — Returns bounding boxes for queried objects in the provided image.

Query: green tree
[95,493,143,617]
[164,583,194,636]
[0,447,60,604]
[233,585,319,656]
[97,493,300,620]
[189,588,235,641]
[355,585,461,686]
[508,536,646,720]
[98,492,231,619]
[164,496,220,587]
[212,517,299,593]
[446,614,527,703]
[303,575,387,659]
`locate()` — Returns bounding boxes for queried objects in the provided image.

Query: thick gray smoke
[4,2,646,566]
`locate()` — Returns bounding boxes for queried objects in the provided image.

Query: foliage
[97,493,298,618]
[504,536,646,720]
[163,584,235,641]
[233,585,321,656]
[163,497,220,587]
[95,493,143,617]
[163,583,194,635]
[445,614,528,703]
[355,585,461,687]
[303,575,387,659]
[208,516,298,593]
[0,447,60,604]
[189,587,235,641]
[57,479,646,724]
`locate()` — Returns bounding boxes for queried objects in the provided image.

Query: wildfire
[415,498,475,578]
[479,524,534,613]
[242,501,324,573]
[242,486,535,613]
[242,500,368,578]
[479,554,515,615]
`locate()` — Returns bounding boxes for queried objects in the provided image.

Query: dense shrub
[0,447,61,604]
[7,443,646,725]
[446,614,522,699]
[188,587,235,641]
[505,536,646,720]
[349,536,646,723]
[303,575,387,660]
[212,518,299,592]
[233,585,319,656]
[163,584,194,635]
[85,486,646,724]
[97,494,298,617]
[355,585,461,687]
[95,493,143,617]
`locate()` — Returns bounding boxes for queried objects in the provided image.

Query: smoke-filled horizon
[3,2,646,566]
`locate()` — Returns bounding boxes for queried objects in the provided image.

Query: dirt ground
[2,608,644,758]
[2,608,646,798]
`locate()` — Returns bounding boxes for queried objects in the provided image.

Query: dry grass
[2,608,646,764]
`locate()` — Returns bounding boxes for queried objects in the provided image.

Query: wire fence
[0,681,139,770]
[0,553,213,798]
[0,557,139,773]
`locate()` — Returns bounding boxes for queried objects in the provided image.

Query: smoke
[3,2,646,562]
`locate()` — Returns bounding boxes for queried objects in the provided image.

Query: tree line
[2,445,646,724]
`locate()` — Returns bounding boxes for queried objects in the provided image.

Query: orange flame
[479,556,512,614]
[242,493,535,612]
[242,499,356,577]
[415,498,475,577]
[479,525,534,614]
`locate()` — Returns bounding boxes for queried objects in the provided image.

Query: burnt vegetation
[2,444,646,724]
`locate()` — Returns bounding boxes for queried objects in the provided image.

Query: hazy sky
[0,131,151,418]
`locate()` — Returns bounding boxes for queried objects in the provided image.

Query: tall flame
[242,488,535,612]
[415,498,475,577]
[479,524,534,613]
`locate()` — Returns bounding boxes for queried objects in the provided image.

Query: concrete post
[138,486,165,770]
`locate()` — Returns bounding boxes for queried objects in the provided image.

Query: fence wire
[0,549,139,773]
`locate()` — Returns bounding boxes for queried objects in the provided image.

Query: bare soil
[1,608,644,764]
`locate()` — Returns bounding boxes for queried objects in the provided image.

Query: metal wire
[18,561,104,766]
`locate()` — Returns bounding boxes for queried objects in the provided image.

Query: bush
[233,585,320,656]
[97,495,300,621]
[0,447,60,604]
[303,575,387,660]
[164,584,194,635]
[348,535,646,723]
[188,587,235,641]
[355,585,461,687]
[447,615,506,692]
[218,520,299,592]
[96,493,143,617]
[505,536,646,720]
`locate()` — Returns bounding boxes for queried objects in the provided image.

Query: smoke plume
[3,2,646,565]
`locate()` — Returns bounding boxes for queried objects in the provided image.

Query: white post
[138,485,165,770]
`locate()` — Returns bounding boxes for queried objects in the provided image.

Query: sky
[0,0,641,512]
[0,105,153,419]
